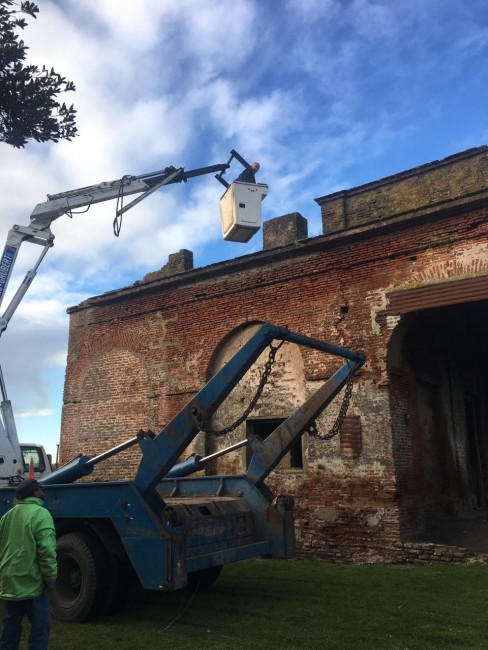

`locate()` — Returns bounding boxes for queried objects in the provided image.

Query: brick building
[61,147,488,563]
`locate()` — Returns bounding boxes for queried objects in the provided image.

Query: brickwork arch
[201,322,307,475]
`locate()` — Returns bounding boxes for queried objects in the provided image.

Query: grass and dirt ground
[8,559,488,650]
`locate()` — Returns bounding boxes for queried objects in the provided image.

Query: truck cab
[20,443,52,479]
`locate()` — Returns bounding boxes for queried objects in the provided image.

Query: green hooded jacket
[0,496,57,600]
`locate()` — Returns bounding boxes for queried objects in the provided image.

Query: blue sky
[0,0,487,459]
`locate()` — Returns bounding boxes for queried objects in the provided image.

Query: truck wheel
[186,565,222,590]
[51,533,109,623]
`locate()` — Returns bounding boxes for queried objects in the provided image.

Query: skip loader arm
[34,323,364,615]
[133,324,365,502]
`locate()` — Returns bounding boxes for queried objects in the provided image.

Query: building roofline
[314,146,488,205]
[67,185,487,313]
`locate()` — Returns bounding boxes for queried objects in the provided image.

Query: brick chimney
[143,249,194,282]
[263,213,308,250]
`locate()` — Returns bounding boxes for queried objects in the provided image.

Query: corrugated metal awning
[387,275,488,314]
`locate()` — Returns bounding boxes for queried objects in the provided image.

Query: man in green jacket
[0,479,57,650]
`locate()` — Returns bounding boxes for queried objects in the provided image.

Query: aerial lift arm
[0,153,250,333]
[0,150,254,481]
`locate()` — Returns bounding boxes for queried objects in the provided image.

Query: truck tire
[186,565,222,590]
[51,533,110,623]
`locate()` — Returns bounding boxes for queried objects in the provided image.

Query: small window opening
[246,418,303,469]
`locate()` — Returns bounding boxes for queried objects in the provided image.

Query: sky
[0,0,487,460]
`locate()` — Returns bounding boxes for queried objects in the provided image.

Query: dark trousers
[0,593,51,650]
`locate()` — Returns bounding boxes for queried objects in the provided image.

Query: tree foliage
[0,0,77,147]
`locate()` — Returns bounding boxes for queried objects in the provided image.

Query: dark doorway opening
[389,299,488,550]
[465,395,486,508]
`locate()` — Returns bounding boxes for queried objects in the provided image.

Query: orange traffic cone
[28,456,35,479]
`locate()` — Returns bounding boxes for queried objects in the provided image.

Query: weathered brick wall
[61,148,488,563]
[317,146,488,234]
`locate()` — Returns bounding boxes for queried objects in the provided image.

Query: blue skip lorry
[0,323,364,622]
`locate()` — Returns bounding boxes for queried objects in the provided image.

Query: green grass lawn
[11,560,488,649]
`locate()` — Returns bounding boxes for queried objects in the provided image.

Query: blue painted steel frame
[0,481,173,589]
[0,474,295,589]
[158,474,295,561]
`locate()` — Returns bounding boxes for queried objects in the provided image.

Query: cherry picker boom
[0,150,262,484]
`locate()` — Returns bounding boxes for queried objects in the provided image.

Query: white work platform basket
[219,182,268,242]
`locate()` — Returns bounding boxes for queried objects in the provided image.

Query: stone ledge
[317,146,488,235]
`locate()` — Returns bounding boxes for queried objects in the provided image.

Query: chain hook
[308,363,356,441]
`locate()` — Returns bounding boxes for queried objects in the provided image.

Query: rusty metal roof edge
[386,274,488,314]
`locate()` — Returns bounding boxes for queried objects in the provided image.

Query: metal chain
[307,364,355,441]
[203,340,285,437]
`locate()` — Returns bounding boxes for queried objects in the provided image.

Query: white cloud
[68,0,172,50]
[207,80,292,153]
[17,408,54,418]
